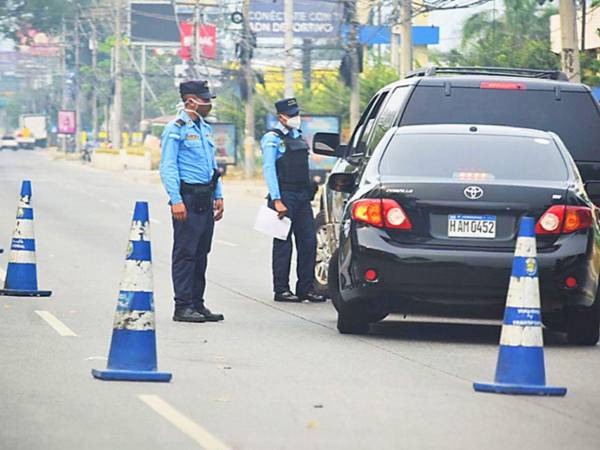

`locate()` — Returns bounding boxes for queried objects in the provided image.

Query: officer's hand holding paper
[254,205,292,241]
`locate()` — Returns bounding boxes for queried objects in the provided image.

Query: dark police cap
[275,97,300,116]
[179,80,216,99]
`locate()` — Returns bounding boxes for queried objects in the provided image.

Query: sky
[429,2,496,51]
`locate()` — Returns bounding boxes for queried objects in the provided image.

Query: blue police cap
[179,80,216,99]
[275,97,300,116]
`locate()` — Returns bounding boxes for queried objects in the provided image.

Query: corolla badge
[464,186,484,200]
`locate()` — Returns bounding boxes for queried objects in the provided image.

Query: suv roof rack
[405,66,569,82]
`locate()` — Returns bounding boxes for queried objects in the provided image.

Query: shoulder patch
[175,119,185,127]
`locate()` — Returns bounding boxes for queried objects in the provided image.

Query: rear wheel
[313,211,332,296]
[566,303,599,346]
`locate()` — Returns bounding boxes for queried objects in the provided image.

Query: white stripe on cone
[506,277,541,308]
[119,260,153,292]
[515,237,536,257]
[500,324,544,347]
[129,220,150,242]
[113,310,155,331]
[8,250,36,264]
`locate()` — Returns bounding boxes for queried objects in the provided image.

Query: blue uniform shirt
[160,111,223,205]
[260,122,301,200]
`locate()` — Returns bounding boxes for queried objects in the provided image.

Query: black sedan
[325,124,600,345]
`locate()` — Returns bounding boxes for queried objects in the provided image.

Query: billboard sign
[58,110,76,135]
[210,123,237,166]
[266,115,340,171]
[179,22,217,60]
[249,0,343,38]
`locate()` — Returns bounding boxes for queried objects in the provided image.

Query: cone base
[0,289,52,297]
[91,368,172,382]
[473,381,566,396]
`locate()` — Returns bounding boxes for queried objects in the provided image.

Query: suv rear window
[400,86,600,161]
[379,133,568,181]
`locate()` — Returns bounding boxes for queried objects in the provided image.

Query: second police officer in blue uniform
[160,80,225,323]
[260,98,326,303]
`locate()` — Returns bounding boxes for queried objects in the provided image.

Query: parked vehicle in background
[19,114,47,148]
[312,66,600,297]
[1,135,19,151]
[16,134,35,149]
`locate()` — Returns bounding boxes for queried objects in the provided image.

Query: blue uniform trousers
[171,205,214,310]
[269,190,316,295]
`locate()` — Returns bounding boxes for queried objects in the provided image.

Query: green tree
[433,0,559,70]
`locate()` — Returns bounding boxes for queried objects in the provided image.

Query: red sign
[58,110,76,134]
[179,22,217,60]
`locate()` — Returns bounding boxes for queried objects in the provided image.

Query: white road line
[139,395,230,450]
[150,218,161,224]
[34,311,78,337]
[215,239,237,247]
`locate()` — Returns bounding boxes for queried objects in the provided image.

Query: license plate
[448,214,496,239]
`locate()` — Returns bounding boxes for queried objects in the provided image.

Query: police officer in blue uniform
[160,80,225,323]
[260,98,326,303]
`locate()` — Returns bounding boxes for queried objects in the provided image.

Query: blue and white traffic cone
[473,217,566,396]
[0,180,51,297]
[92,201,171,382]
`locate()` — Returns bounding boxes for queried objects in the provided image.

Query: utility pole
[140,45,146,122]
[112,0,123,151]
[193,0,200,77]
[60,18,67,152]
[400,0,413,78]
[302,39,312,91]
[243,0,255,178]
[284,0,294,97]
[348,1,360,129]
[75,11,81,154]
[559,0,581,82]
[91,18,98,142]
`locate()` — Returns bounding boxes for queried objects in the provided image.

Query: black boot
[173,306,206,323]
[299,292,327,303]
[197,305,224,322]
[274,290,301,302]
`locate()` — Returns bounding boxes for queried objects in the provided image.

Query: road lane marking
[35,311,78,337]
[215,239,237,247]
[138,395,230,450]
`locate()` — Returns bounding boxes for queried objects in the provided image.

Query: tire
[566,304,600,346]
[337,305,370,334]
[329,248,341,312]
[314,211,332,297]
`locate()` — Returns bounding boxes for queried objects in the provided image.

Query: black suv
[312,67,600,332]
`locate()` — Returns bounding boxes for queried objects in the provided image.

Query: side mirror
[313,132,346,158]
[328,172,357,193]
[585,181,600,206]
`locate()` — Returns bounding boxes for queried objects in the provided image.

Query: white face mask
[286,115,301,129]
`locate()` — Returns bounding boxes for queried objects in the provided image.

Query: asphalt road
[1,150,599,450]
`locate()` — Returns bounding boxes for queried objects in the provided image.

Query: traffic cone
[473,217,566,396]
[0,180,51,297]
[92,201,171,382]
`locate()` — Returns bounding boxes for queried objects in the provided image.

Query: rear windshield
[379,133,568,181]
[400,87,600,161]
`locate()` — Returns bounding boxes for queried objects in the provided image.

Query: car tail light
[535,205,592,235]
[565,276,578,289]
[364,269,378,282]
[480,81,527,90]
[352,199,412,230]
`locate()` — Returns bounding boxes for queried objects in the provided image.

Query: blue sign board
[342,25,440,46]
[249,0,343,38]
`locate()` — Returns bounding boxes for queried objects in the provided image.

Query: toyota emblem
[464,186,484,200]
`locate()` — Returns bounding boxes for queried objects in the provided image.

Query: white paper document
[254,205,292,241]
